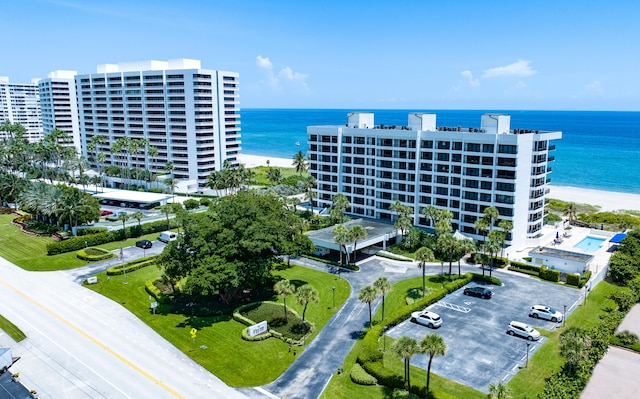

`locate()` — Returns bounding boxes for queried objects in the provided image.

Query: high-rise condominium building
[75,59,240,192]
[38,70,81,154]
[308,112,562,249]
[0,76,43,142]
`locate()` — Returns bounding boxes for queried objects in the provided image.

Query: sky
[1,0,639,110]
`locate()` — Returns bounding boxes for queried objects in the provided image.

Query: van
[158,231,177,243]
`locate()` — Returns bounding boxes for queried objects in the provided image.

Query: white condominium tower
[0,76,43,142]
[38,70,81,154]
[308,112,562,250]
[75,59,240,192]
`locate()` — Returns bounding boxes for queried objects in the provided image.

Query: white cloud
[255,55,309,91]
[482,60,537,79]
[585,80,604,94]
[461,70,479,87]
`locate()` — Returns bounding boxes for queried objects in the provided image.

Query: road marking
[281,367,314,399]
[254,387,280,399]
[434,301,471,313]
[0,277,186,399]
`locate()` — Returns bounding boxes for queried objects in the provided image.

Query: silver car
[529,305,563,322]
[410,310,442,329]
[507,321,541,341]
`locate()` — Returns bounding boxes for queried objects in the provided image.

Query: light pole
[526,342,531,368]
[441,261,444,287]
[563,305,567,328]
[332,286,336,309]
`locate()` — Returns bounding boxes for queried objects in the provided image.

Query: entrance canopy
[306,218,398,254]
[610,233,627,244]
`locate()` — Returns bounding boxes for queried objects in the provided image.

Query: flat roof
[92,189,172,204]
[530,247,594,263]
[307,218,396,245]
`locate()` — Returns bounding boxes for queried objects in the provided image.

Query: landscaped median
[85,261,350,387]
[322,273,500,399]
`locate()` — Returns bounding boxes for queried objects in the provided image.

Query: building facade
[75,59,240,192]
[308,112,562,250]
[38,70,81,154]
[0,76,42,142]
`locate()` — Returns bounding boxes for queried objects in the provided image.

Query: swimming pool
[573,236,606,253]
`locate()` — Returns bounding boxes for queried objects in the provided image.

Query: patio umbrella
[556,231,560,239]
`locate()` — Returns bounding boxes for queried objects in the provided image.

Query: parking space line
[434,301,471,313]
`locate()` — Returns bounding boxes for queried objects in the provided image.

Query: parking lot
[387,271,583,392]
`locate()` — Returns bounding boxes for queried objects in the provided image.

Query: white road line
[254,386,280,399]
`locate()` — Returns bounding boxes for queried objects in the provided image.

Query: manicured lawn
[0,214,164,271]
[86,263,350,387]
[0,313,26,342]
[507,280,623,398]
[248,165,304,186]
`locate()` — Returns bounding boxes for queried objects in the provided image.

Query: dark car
[463,286,493,299]
[135,239,152,249]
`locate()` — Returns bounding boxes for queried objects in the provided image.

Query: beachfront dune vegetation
[608,229,640,284]
[547,198,640,230]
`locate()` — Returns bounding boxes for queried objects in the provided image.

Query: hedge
[579,270,592,288]
[145,279,171,304]
[566,273,581,286]
[77,227,108,236]
[509,266,540,277]
[47,218,180,255]
[233,301,308,345]
[76,247,115,262]
[350,363,377,385]
[106,256,158,276]
[540,266,561,282]
[509,261,541,272]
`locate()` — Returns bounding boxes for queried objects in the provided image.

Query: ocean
[240,109,640,195]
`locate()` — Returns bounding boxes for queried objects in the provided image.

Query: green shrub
[350,363,377,385]
[391,388,421,399]
[579,270,592,288]
[509,261,541,272]
[539,266,561,282]
[241,327,272,341]
[77,227,108,236]
[145,279,171,304]
[471,273,502,286]
[616,330,639,346]
[183,199,200,210]
[76,247,115,261]
[199,198,212,207]
[566,273,581,286]
[106,256,157,276]
[509,266,540,277]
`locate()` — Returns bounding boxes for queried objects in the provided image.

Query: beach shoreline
[237,154,640,212]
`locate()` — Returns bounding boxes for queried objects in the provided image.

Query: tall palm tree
[292,150,308,175]
[132,211,144,228]
[563,202,577,223]
[295,284,319,325]
[437,232,459,279]
[414,247,435,296]
[117,212,131,239]
[164,177,179,202]
[359,285,378,329]
[474,217,489,250]
[147,146,159,188]
[348,225,367,264]
[498,219,513,258]
[330,193,350,224]
[458,239,477,277]
[158,204,174,230]
[559,326,591,374]
[484,206,500,234]
[304,189,317,214]
[485,238,501,278]
[373,277,392,321]
[333,224,350,265]
[488,381,512,399]
[391,336,419,391]
[96,152,107,188]
[274,279,294,322]
[420,333,446,396]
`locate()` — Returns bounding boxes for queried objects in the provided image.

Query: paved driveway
[388,271,583,392]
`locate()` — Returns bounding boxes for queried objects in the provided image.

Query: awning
[610,233,627,244]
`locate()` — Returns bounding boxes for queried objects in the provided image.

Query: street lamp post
[332,286,336,309]
[563,305,567,328]
[526,342,531,368]
[441,261,444,287]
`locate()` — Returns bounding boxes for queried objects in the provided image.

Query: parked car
[410,310,442,328]
[463,286,493,299]
[100,210,113,216]
[158,231,177,243]
[529,305,563,322]
[135,239,152,249]
[507,321,541,341]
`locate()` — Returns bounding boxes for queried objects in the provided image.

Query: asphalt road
[0,255,248,399]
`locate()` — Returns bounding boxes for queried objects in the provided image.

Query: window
[466,143,481,152]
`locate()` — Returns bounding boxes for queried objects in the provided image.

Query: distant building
[75,59,241,192]
[0,76,42,142]
[307,112,562,249]
[38,70,81,154]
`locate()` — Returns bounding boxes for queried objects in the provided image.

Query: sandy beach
[237,154,640,212]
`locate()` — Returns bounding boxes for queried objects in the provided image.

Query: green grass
[0,214,167,271]
[86,263,350,387]
[248,165,305,185]
[507,280,623,398]
[0,314,26,342]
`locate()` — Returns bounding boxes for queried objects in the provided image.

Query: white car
[507,321,541,341]
[529,305,563,322]
[410,310,442,328]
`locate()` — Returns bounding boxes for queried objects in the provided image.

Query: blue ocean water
[240,109,640,194]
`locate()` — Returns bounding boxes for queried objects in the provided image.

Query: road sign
[190,328,197,339]
[150,302,158,309]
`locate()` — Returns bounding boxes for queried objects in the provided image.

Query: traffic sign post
[150,301,158,315]
[190,328,197,347]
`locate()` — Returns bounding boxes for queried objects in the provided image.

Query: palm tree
[391,336,419,391]
[488,381,512,399]
[292,150,308,175]
[559,326,591,374]
[96,152,107,188]
[373,277,392,321]
[266,167,282,184]
[474,217,490,249]
[498,219,513,258]
[348,225,367,264]
[485,238,501,278]
[147,146,159,188]
[484,206,500,232]
[437,232,459,280]
[164,177,179,203]
[330,193,350,224]
[295,284,319,325]
[117,212,131,239]
[563,202,577,223]
[458,239,477,277]
[158,204,174,230]
[274,279,295,322]
[304,188,317,214]
[420,333,446,396]
[414,247,435,296]
[132,211,144,228]
[359,285,378,329]
[333,224,350,265]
